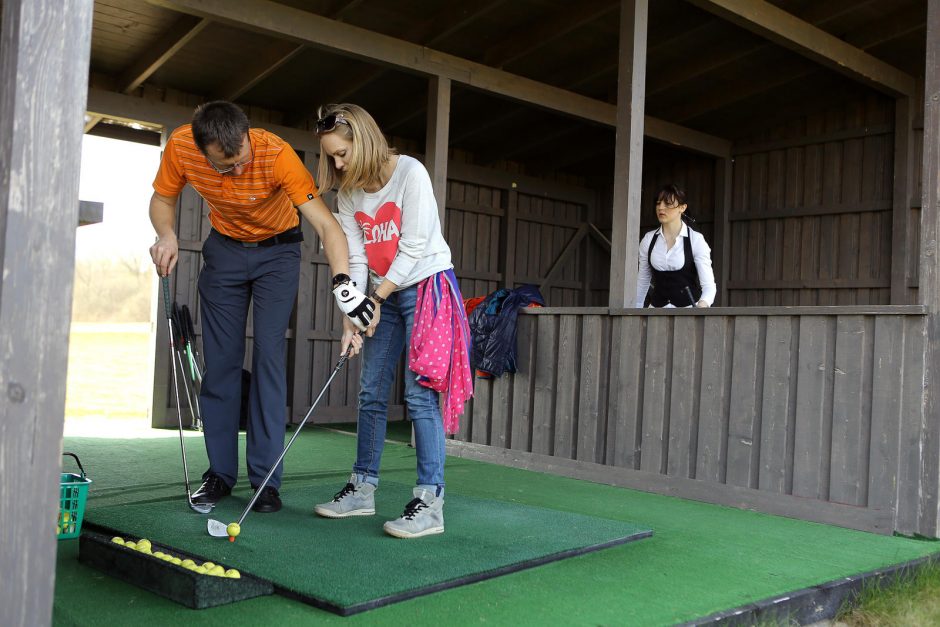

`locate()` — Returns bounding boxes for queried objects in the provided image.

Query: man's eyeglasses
[315,113,350,135]
[207,142,253,174]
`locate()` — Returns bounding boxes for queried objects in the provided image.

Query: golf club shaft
[235,346,354,527]
[163,277,196,501]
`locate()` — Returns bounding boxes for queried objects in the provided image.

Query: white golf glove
[332,278,375,331]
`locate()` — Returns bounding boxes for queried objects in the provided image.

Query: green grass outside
[836,560,940,626]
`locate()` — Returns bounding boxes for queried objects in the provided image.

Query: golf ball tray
[78,530,273,609]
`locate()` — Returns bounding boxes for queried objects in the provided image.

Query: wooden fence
[450,305,932,537]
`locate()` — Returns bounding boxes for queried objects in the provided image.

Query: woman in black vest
[636,184,716,308]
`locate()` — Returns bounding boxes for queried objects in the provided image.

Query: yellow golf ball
[124,542,137,550]
[208,565,226,577]
[227,523,240,538]
[137,539,151,551]
[111,537,125,545]
[202,562,216,570]
[225,569,241,579]
[181,559,195,568]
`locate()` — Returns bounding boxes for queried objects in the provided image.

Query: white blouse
[635,223,717,308]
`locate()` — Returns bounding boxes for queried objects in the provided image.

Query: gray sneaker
[314,474,376,518]
[383,487,444,538]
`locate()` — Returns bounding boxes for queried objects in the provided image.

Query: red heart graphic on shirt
[355,202,402,276]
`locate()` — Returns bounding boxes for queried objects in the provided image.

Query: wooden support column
[714,157,733,306]
[425,76,451,226]
[891,97,913,304]
[918,0,940,537]
[609,0,648,308]
[0,0,94,624]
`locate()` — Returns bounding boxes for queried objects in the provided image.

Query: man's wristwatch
[369,290,386,305]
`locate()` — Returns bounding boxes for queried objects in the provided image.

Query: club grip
[162,276,172,320]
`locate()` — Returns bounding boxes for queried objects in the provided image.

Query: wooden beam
[83,113,103,133]
[664,7,926,125]
[609,0,648,308]
[482,0,616,69]
[917,0,940,538]
[891,97,913,304]
[0,0,94,623]
[86,87,321,154]
[288,0,508,126]
[150,0,730,157]
[78,200,104,226]
[685,0,916,96]
[216,41,305,101]
[118,14,209,94]
[647,0,884,98]
[426,76,451,226]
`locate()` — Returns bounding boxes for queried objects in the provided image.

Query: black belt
[215,226,303,248]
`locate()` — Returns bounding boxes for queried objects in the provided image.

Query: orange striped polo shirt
[153,125,319,242]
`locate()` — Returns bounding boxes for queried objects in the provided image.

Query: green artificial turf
[84,481,649,614]
[53,428,940,626]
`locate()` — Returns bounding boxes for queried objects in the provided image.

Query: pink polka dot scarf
[409,269,473,434]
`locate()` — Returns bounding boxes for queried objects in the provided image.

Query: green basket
[59,452,92,540]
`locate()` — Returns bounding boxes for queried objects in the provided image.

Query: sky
[77,134,162,265]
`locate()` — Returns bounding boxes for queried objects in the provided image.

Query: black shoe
[192,474,231,505]
[252,486,282,513]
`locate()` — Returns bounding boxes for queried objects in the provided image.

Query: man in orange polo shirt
[149,101,372,513]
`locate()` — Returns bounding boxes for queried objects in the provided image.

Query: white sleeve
[336,192,369,290]
[384,164,440,286]
[692,230,717,306]
[635,231,653,308]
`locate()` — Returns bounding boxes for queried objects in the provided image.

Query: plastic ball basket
[59,452,92,540]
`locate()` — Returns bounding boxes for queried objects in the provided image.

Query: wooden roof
[74,0,929,176]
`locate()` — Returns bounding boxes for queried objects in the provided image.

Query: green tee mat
[55,429,940,625]
[84,481,651,615]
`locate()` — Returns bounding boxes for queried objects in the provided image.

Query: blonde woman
[313,104,472,538]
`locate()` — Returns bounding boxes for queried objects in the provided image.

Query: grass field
[64,323,158,438]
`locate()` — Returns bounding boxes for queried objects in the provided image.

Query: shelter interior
[6,0,936,538]
[69,0,929,308]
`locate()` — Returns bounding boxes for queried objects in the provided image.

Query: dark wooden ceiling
[77,0,929,178]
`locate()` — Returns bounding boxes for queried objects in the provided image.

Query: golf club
[207,339,356,538]
[172,302,201,430]
[162,276,213,515]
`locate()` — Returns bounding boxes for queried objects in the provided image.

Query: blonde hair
[315,103,397,193]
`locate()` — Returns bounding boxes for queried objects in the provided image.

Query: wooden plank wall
[454,307,931,536]
[728,95,898,306]
[159,160,597,426]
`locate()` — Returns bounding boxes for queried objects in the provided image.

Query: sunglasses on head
[315,113,350,135]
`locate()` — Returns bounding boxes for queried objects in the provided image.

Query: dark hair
[655,183,687,208]
[191,101,249,156]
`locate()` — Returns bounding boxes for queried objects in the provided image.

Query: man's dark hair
[191,101,249,156]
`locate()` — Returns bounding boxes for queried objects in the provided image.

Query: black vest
[644,228,702,308]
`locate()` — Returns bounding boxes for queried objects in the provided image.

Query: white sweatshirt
[337,155,452,291]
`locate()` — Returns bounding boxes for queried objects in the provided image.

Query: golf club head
[207,518,229,537]
[189,500,214,515]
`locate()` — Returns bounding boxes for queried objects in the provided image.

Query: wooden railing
[451,305,932,537]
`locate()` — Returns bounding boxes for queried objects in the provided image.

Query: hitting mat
[84,481,651,615]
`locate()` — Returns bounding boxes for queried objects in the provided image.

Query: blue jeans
[353,284,446,494]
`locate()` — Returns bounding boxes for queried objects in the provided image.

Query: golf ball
[227,522,240,538]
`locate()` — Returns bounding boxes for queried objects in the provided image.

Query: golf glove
[333,280,375,331]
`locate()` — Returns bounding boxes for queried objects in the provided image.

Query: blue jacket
[468,285,545,377]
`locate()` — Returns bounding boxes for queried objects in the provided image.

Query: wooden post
[426,76,451,226]
[608,0,648,307]
[714,157,733,306]
[890,96,913,305]
[917,0,940,538]
[0,0,94,624]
